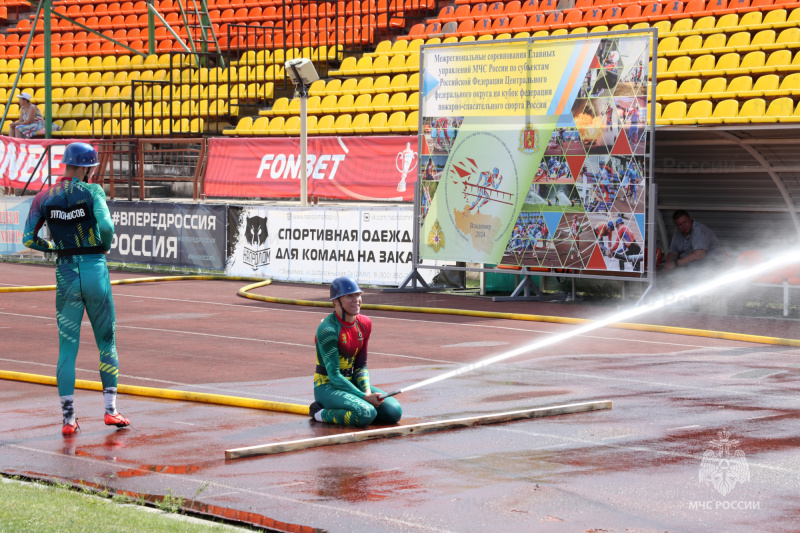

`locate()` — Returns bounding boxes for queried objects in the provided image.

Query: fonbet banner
[0,196,33,254]
[227,206,433,286]
[107,201,227,270]
[0,136,73,189]
[419,34,651,276]
[204,136,419,202]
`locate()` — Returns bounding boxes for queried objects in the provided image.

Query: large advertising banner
[204,136,419,202]
[418,34,651,276]
[227,206,434,286]
[107,201,227,270]
[0,196,33,255]
[0,136,74,190]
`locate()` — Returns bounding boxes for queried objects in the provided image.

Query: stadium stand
[1,0,800,137]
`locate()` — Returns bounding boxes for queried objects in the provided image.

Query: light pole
[285,58,319,207]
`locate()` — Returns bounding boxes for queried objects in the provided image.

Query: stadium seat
[267,116,286,135]
[320,95,338,114]
[341,78,359,95]
[334,114,353,134]
[354,93,373,113]
[656,79,678,99]
[697,99,739,124]
[386,111,406,132]
[724,75,753,96]
[337,94,356,113]
[659,101,687,124]
[739,74,779,96]
[317,115,336,134]
[352,113,372,133]
[754,49,792,73]
[671,100,712,124]
[372,92,391,112]
[323,79,342,95]
[283,116,301,135]
[389,92,407,110]
[769,72,800,96]
[404,111,419,132]
[674,78,704,99]
[751,97,795,122]
[406,92,419,110]
[356,77,374,94]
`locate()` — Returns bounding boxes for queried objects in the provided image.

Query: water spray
[379,251,799,399]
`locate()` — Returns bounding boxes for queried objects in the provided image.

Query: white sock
[314,410,324,422]
[60,395,76,425]
[103,387,118,416]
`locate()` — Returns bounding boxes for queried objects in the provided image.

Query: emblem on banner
[242,215,270,270]
[396,142,418,193]
[519,124,539,154]
[428,220,445,253]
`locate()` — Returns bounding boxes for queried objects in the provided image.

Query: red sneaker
[62,420,80,436]
[104,412,131,428]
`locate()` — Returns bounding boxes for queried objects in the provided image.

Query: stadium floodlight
[284,59,320,207]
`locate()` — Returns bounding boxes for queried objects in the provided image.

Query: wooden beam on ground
[225,400,612,460]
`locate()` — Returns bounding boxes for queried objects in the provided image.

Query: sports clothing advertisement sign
[0,196,33,255]
[204,135,419,202]
[227,206,435,286]
[106,201,227,270]
[418,33,652,275]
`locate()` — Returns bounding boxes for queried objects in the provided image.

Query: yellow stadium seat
[337,94,356,114]
[323,79,342,96]
[190,118,204,134]
[371,76,391,94]
[406,73,419,92]
[52,88,65,104]
[406,39,423,56]
[336,78,356,96]
[76,87,92,103]
[5,59,19,75]
[330,57,356,77]
[405,92,419,111]
[308,80,326,97]
[753,50,794,74]
[371,93,391,112]
[403,111,418,132]
[21,58,34,74]
[288,98,302,115]
[740,11,762,27]
[769,72,800,96]
[677,78,705,100]
[745,30,776,52]
[267,116,286,135]
[713,53,740,75]
[658,101,687,125]
[354,94,373,113]
[366,40,392,59]
[751,97,794,123]
[74,119,92,136]
[656,80,678,100]
[251,117,270,135]
[317,115,336,135]
[389,92,408,111]
[356,77,374,94]
[286,116,317,135]
[404,54,420,73]
[726,32,751,52]
[386,111,406,133]
[669,18,693,34]
[729,98,767,123]
[58,119,77,137]
[387,54,406,74]
[306,96,322,115]
[320,95,338,114]
[770,28,799,52]
[728,51,765,75]
[739,75,779,97]
[100,56,117,72]
[715,14,739,32]
[389,74,408,93]
[658,37,679,57]
[387,39,409,57]
[265,97,289,116]
[659,57,688,79]
[697,99,738,125]
[334,114,353,134]
[369,112,388,133]
[328,46,344,62]
[352,113,371,133]
[372,56,390,75]
[670,100,711,125]
[724,76,752,97]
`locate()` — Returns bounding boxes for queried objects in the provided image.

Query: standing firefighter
[309,277,402,426]
[22,142,130,436]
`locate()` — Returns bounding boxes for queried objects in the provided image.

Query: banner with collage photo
[418,33,651,275]
[226,206,435,286]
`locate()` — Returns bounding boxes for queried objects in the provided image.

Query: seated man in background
[662,209,727,273]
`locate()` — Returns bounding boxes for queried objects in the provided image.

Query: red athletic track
[1,261,799,533]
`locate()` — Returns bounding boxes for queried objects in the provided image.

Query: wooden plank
[225,400,612,460]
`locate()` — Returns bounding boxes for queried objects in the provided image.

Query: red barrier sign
[204,135,419,202]
[0,136,73,190]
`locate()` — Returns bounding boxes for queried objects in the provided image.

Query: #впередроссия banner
[418,34,650,275]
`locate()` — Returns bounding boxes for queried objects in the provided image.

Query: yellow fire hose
[1,274,798,417]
